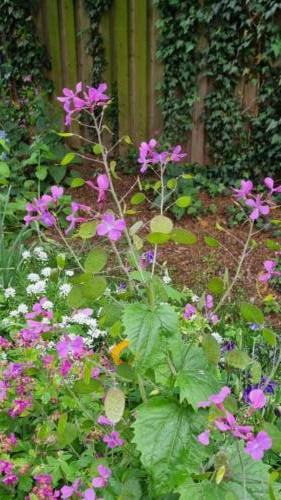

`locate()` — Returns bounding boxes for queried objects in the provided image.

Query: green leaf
[70,177,85,188]
[81,276,107,299]
[123,303,178,369]
[56,253,66,270]
[84,249,107,273]
[123,135,132,144]
[250,361,261,384]
[110,160,119,179]
[49,165,66,184]
[61,152,76,165]
[262,328,277,347]
[207,277,224,295]
[175,195,191,208]
[204,235,220,248]
[130,192,145,205]
[225,350,251,369]
[35,166,48,180]
[0,161,10,178]
[57,132,74,137]
[57,413,67,436]
[73,378,104,396]
[77,221,97,239]
[170,228,197,245]
[202,335,220,365]
[167,178,177,189]
[150,215,173,234]
[240,303,264,324]
[175,346,219,408]
[67,286,85,308]
[104,387,125,423]
[93,144,103,155]
[133,398,207,493]
[146,232,170,244]
[263,422,281,453]
[266,239,281,251]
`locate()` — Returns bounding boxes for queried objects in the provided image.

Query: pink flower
[232,180,253,199]
[197,430,210,445]
[264,177,281,195]
[57,83,109,126]
[60,359,72,376]
[96,213,126,241]
[259,260,281,283]
[249,389,266,409]
[205,294,213,310]
[92,464,111,488]
[8,398,32,418]
[245,195,270,220]
[0,381,8,401]
[0,460,13,474]
[61,479,81,499]
[198,386,231,408]
[244,431,272,460]
[91,367,101,379]
[169,145,186,162]
[34,474,53,485]
[83,83,109,109]
[183,303,196,320]
[57,82,83,126]
[97,415,112,426]
[86,174,109,203]
[56,335,85,360]
[24,194,56,227]
[2,474,18,485]
[83,489,96,500]
[0,336,11,349]
[103,430,123,449]
[65,202,92,234]
[138,139,157,173]
[51,186,64,201]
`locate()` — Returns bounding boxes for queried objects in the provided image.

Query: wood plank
[191,75,208,165]
[147,2,163,138]
[59,0,78,88]
[130,0,147,143]
[76,0,92,85]
[113,0,130,139]
[44,0,63,94]
[100,9,113,87]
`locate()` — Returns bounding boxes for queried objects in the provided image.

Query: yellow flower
[110,339,129,365]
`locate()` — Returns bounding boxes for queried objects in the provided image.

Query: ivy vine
[156,0,281,181]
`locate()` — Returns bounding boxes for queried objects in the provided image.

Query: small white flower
[59,283,72,297]
[162,274,171,284]
[65,270,74,277]
[4,287,16,298]
[22,250,31,260]
[191,294,200,303]
[17,303,28,314]
[33,247,48,261]
[41,300,53,310]
[41,267,52,277]
[27,273,40,282]
[104,287,111,297]
[2,318,11,327]
[9,310,19,317]
[211,332,223,344]
[27,280,47,295]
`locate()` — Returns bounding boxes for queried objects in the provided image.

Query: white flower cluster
[61,310,107,343]
[4,287,16,299]
[9,303,29,318]
[22,246,48,262]
[27,280,47,295]
[59,284,72,297]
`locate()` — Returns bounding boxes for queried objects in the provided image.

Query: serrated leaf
[104,387,125,423]
[202,335,220,365]
[175,346,219,408]
[61,152,76,165]
[204,235,220,248]
[171,228,197,245]
[240,303,264,324]
[150,215,173,234]
[226,350,251,369]
[175,196,191,208]
[84,249,107,273]
[123,303,178,369]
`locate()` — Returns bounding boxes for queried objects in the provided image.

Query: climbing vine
[156,0,281,181]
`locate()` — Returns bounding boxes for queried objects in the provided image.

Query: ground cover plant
[1,82,281,500]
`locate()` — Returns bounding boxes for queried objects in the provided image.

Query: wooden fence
[36,1,257,164]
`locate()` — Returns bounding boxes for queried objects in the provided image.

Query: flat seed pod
[104,387,125,424]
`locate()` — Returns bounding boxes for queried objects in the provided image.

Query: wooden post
[114,0,130,141]
[44,0,63,95]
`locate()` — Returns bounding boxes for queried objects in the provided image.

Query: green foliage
[156,0,281,181]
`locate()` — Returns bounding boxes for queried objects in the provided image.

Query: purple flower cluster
[183,294,219,324]
[24,186,64,227]
[232,177,281,221]
[197,386,272,460]
[138,139,186,173]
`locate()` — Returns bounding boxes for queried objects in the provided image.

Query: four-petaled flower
[92,464,111,488]
[245,431,272,461]
[232,180,253,199]
[259,260,281,283]
[86,174,109,203]
[96,213,126,241]
[245,195,270,220]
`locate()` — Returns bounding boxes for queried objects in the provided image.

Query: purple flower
[8,398,32,418]
[3,363,24,379]
[24,194,56,227]
[244,431,272,460]
[57,83,109,126]
[138,139,157,173]
[61,479,81,499]
[0,460,13,474]
[249,389,266,409]
[51,186,64,202]
[60,359,72,376]
[140,250,155,268]
[197,430,210,446]
[259,260,281,283]
[169,145,186,162]
[83,489,96,500]
[65,202,92,234]
[221,340,235,353]
[34,474,53,485]
[92,464,111,488]
[243,377,277,403]
[98,415,113,426]
[96,213,126,241]
[205,294,214,310]
[264,177,281,195]
[0,381,8,401]
[91,367,101,379]
[103,430,123,449]
[86,174,109,203]
[232,180,253,200]
[56,335,85,360]
[198,386,231,408]
[2,474,18,485]
[183,303,197,320]
[245,195,270,220]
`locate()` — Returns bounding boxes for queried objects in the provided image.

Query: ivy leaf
[133,398,207,493]
[175,346,219,409]
[123,303,178,369]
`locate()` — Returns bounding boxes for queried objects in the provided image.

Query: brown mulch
[68,166,281,310]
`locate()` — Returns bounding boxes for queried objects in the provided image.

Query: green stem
[137,375,147,403]
[55,223,84,272]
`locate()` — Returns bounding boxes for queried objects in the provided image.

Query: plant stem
[214,220,254,311]
[55,223,84,272]
[137,375,147,403]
